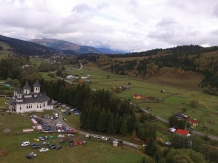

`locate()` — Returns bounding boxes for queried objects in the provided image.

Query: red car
[68,129,77,133]
[78,141,83,145]
[73,142,77,146]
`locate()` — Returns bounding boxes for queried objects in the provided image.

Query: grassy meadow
[65,64,218,135]
[0,133,145,163]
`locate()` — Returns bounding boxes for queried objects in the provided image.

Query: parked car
[94,135,100,139]
[34,138,40,142]
[82,140,87,145]
[65,111,71,115]
[70,109,75,112]
[30,115,37,119]
[49,144,55,148]
[49,136,55,139]
[56,146,62,150]
[39,136,45,141]
[101,137,108,140]
[85,134,90,138]
[26,154,34,159]
[69,142,73,148]
[58,134,65,138]
[29,152,37,157]
[67,134,74,137]
[68,140,74,143]
[32,145,40,149]
[59,140,66,143]
[130,143,137,148]
[78,141,83,145]
[68,129,76,133]
[43,142,50,145]
[39,148,49,152]
[73,142,78,146]
[50,145,57,150]
[21,141,30,147]
[31,143,38,146]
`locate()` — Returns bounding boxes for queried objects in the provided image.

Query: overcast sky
[1,0,218,52]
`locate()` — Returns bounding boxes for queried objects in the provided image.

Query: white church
[8,80,53,113]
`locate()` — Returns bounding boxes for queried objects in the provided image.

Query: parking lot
[31,108,77,133]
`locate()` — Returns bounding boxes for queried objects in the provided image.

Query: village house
[175,129,191,137]
[133,94,145,100]
[187,118,199,128]
[7,80,53,113]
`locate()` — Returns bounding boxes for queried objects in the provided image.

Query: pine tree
[120,118,128,136]
[107,113,114,134]
[114,113,119,134]
[97,109,107,132]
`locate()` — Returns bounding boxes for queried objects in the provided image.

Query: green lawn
[0,97,10,107]
[62,112,81,129]
[0,134,145,163]
[39,72,56,80]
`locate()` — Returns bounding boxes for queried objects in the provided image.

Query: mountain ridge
[29,38,122,54]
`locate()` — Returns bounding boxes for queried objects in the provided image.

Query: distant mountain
[96,47,125,54]
[0,35,60,56]
[29,38,101,54]
[29,38,122,54]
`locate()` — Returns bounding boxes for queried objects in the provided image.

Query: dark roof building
[8,81,53,113]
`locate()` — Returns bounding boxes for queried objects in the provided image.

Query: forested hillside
[81,45,218,93]
[0,35,60,56]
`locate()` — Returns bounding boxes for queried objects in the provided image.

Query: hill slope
[30,38,101,54]
[0,35,60,56]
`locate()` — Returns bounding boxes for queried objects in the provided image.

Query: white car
[58,134,65,138]
[85,134,90,138]
[101,137,108,140]
[67,134,74,137]
[39,148,49,152]
[29,152,37,157]
[130,143,137,148]
[21,141,30,146]
[94,135,100,139]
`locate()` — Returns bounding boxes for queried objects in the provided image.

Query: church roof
[14,87,23,94]
[23,82,31,89]
[14,92,50,104]
[33,80,41,87]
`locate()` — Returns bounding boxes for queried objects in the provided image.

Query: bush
[0,147,8,157]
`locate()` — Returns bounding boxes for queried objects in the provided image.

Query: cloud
[213,4,218,17]
[0,0,217,52]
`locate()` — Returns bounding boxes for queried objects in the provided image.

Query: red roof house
[176,129,189,136]
[187,118,199,126]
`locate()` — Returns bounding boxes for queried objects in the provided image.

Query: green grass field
[0,97,10,107]
[0,133,144,163]
[39,72,56,80]
[66,65,218,135]
[29,58,45,66]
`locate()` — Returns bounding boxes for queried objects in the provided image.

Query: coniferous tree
[145,138,157,156]
[114,113,120,134]
[120,118,128,136]
[97,109,107,132]
[107,113,115,134]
